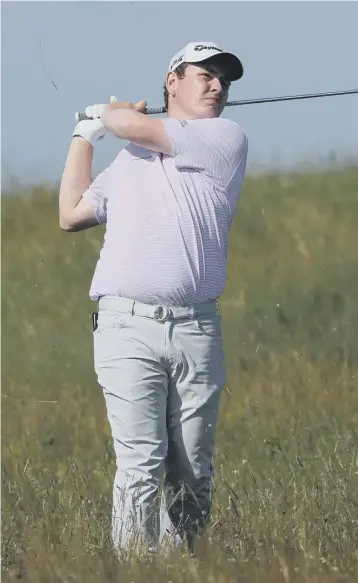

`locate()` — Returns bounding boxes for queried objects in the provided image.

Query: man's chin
[197,104,222,118]
[183,104,222,120]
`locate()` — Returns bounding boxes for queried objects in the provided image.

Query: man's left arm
[101,104,174,155]
[101,103,248,188]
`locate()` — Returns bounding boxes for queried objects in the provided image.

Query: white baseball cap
[168,41,244,81]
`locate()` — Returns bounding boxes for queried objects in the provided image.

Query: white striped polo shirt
[83,117,248,306]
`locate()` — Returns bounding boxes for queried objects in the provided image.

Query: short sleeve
[82,166,111,225]
[161,117,248,189]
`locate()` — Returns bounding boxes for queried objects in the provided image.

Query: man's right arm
[59,137,99,232]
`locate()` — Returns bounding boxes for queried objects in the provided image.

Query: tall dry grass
[2,166,358,582]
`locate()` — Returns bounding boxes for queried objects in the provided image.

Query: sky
[1,0,358,189]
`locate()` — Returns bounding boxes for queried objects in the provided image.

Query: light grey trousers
[93,295,226,554]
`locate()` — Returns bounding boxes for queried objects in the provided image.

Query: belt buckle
[154,305,171,322]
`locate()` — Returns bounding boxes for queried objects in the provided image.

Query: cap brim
[205,52,244,81]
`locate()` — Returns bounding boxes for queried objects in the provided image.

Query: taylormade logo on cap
[169,43,224,72]
[168,41,244,81]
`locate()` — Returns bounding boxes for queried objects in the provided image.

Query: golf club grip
[76,106,165,121]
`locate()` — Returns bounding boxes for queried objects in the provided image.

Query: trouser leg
[159,314,226,551]
[94,310,168,554]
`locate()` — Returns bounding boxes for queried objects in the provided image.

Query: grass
[2,165,358,582]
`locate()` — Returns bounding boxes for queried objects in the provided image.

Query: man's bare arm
[101,106,173,156]
[59,138,99,232]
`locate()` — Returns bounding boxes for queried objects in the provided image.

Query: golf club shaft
[75,88,358,121]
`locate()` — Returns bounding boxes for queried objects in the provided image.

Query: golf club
[75,88,358,121]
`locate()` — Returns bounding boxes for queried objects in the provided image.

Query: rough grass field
[2,166,358,582]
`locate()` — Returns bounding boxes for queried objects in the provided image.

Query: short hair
[163,63,189,111]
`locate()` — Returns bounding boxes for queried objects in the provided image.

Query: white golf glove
[73,95,118,146]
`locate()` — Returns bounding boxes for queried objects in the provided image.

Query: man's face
[168,61,231,119]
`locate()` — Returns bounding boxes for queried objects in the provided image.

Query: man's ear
[166,72,177,99]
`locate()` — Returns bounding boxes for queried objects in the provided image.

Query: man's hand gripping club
[73,96,147,145]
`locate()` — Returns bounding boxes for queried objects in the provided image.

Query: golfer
[59,41,248,555]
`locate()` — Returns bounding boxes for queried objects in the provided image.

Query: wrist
[71,135,94,149]
[72,134,94,147]
[102,108,141,138]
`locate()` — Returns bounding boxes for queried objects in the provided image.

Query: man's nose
[210,77,224,93]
